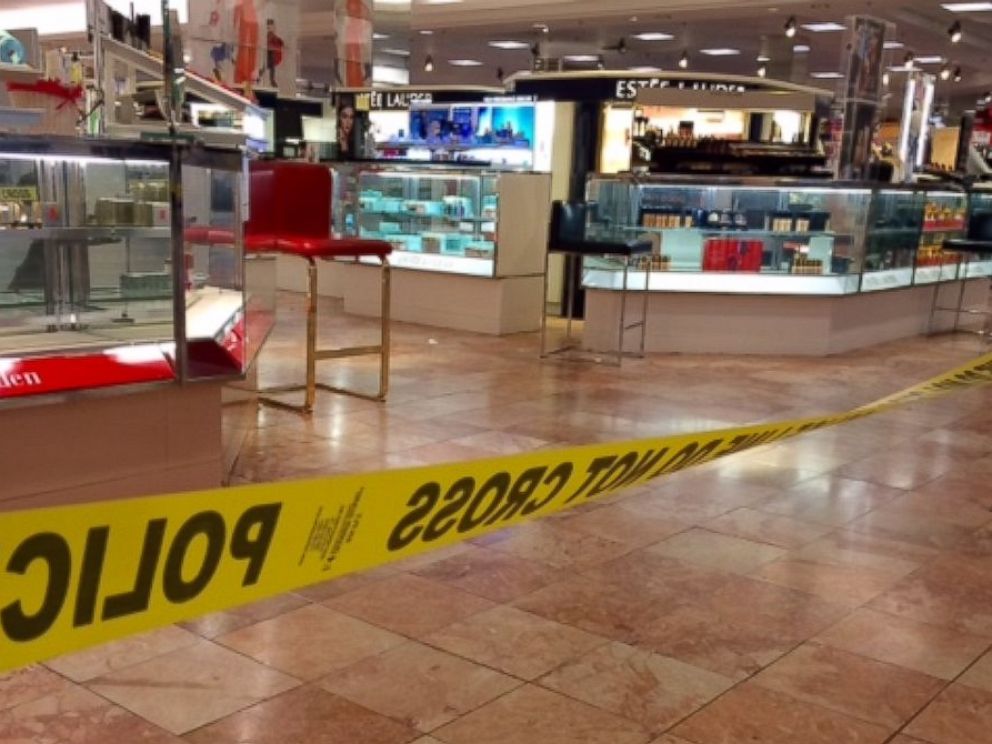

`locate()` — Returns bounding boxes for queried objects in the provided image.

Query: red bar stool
[186,161,392,413]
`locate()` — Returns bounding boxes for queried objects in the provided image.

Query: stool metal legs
[928,256,992,340]
[259,257,390,414]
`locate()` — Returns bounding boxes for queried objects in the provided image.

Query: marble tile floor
[5,293,992,743]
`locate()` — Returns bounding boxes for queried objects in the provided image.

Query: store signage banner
[188,0,299,97]
[0,351,991,673]
[333,0,373,88]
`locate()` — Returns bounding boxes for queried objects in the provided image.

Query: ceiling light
[757,54,771,62]
[419,30,434,35]
[634,32,674,41]
[373,33,389,40]
[942,2,992,11]
[449,59,483,66]
[629,65,662,72]
[904,51,915,68]
[949,21,963,42]
[424,0,462,4]
[563,54,601,63]
[793,44,811,53]
[941,64,952,80]
[701,48,741,56]
[488,40,530,50]
[382,48,411,57]
[679,50,689,69]
[810,71,844,79]
[757,64,767,78]
[533,23,550,34]
[883,41,904,49]
[914,55,944,64]
[955,66,963,82]
[801,22,846,32]
[784,16,797,37]
[424,55,434,72]
[882,72,890,86]
[597,59,606,70]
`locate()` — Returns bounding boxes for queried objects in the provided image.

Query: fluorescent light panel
[448,59,483,66]
[382,48,411,57]
[942,2,992,11]
[488,40,530,49]
[793,44,811,53]
[914,56,944,64]
[801,22,847,32]
[634,32,674,41]
[700,48,741,56]
[883,41,904,49]
[811,71,844,78]
[563,55,601,62]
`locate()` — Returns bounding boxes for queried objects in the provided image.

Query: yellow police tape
[1,350,991,674]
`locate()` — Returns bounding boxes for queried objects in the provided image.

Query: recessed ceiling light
[629,65,662,72]
[793,44,811,53]
[810,71,843,78]
[949,21,963,42]
[679,50,689,69]
[784,16,797,37]
[533,23,550,33]
[563,54,601,63]
[425,0,462,4]
[419,30,434,35]
[914,55,944,64]
[700,48,741,56]
[382,48,411,57]
[757,54,771,62]
[633,32,674,41]
[488,40,530,50]
[942,2,992,11]
[883,41,904,49]
[801,22,846,32]
[449,59,483,66]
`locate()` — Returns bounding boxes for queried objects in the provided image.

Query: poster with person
[189,0,299,97]
[844,16,887,104]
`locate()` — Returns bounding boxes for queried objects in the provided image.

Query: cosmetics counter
[278,161,553,335]
[579,174,991,355]
[0,135,272,508]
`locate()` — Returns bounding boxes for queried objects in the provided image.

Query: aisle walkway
[2,295,991,744]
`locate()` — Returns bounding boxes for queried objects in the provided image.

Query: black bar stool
[929,211,992,339]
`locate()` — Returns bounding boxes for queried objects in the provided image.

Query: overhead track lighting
[882,71,890,86]
[424,54,434,73]
[757,64,767,78]
[954,66,963,82]
[949,21,963,43]
[940,64,952,80]
[679,50,689,69]
[904,51,915,68]
[784,16,797,38]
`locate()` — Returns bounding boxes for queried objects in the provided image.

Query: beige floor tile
[425,605,605,680]
[0,685,182,744]
[0,665,71,712]
[45,626,199,682]
[750,558,904,608]
[817,608,991,680]
[540,642,734,734]
[485,522,633,569]
[324,574,494,638]
[87,640,299,734]
[554,505,688,549]
[704,508,833,549]
[321,641,519,732]
[960,650,992,693]
[413,546,567,603]
[434,684,651,744]
[185,686,418,744]
[181,593,310,639]
[646,528,786,575]
[217,604,404,680]
[757,476,902,526]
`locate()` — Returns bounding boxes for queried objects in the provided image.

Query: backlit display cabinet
[582,174,970,295]
[0,135,251,404]
[347,165,551,279]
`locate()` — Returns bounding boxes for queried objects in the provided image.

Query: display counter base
[0,382,223,513]
[335,262,543,336]
[584,279,990,356]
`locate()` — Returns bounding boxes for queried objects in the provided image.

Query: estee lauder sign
[368,91,434,110]
[615,78,749,100]
[0,370,42,390]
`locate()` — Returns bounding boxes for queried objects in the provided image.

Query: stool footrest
[315,345,384,361]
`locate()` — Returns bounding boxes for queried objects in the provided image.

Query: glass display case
[962,185,992,280]
[337,164,551,279]
[583,174,970,295]
[0,135,249,403]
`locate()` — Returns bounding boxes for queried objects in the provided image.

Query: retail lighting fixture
[424,55,434,72]
[955,66,963,82]
[942,2,992,11]
[883,71,890,86]
[488,40,530,49]
[941,64,952,80]
[757,54,771,62]
[563,54,601,63]
[382,48,410,57]
[757,64,767,77]
[915,55,945,64]
[810,71,843,78]
[701,48,741,56]
[449,59,483,66]
[634,32,674,41]
[883,41,904,49]
[597,59,606,70]
[419,30,434,35]
[784,16,797,37]
[373,33,389,40]
[629,65,662,72]
[949,21,963,42]
[424,0,462,4]
[801,22,846,32]
[904,51,915,68]
[793,44,811,53]
[534,23,550,33]
[679,50,690,68]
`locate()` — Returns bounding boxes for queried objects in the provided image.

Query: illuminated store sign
[615,78,749,100]
[369,91,434,110]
